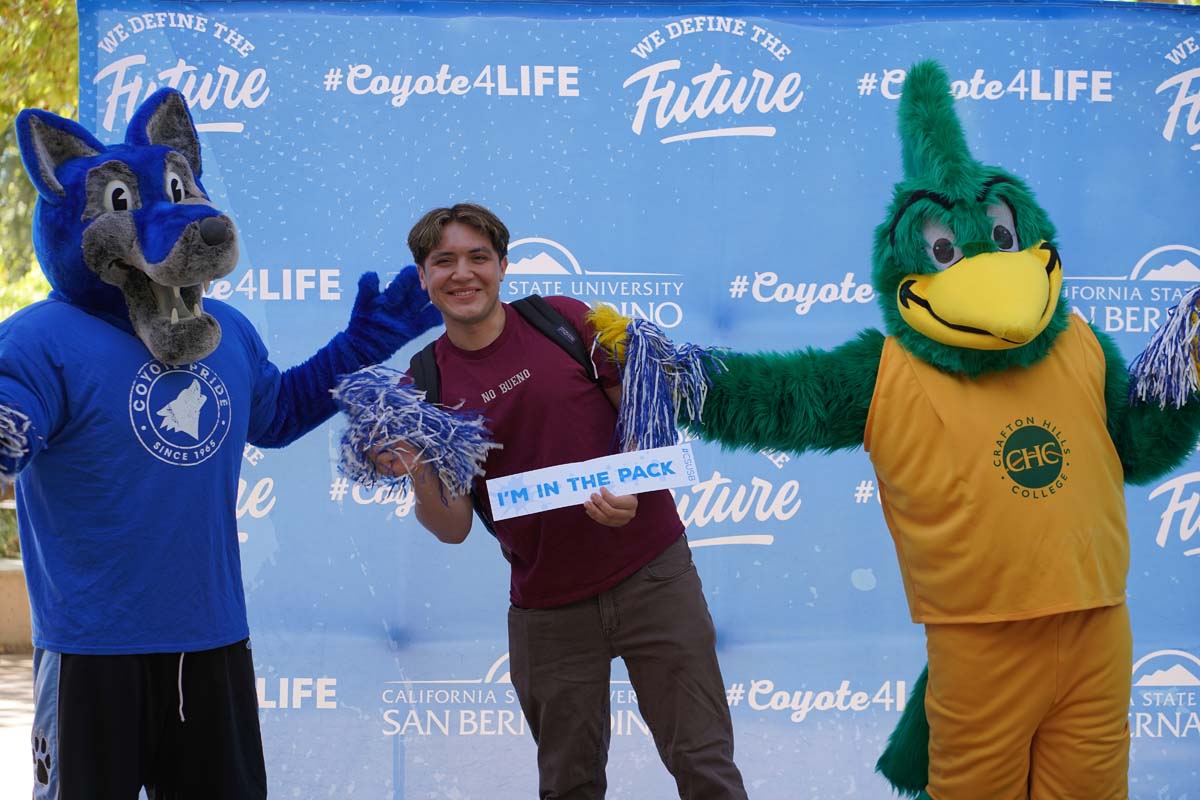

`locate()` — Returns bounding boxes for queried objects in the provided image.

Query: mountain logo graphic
[506,237,683,278]
[1132,649,1200,687]
[482,653,511,684]
[1129,246,1200,281]
[507,238,584,275]
[382,651,637,688]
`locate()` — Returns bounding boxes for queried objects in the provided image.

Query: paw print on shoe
[32,734,52,785]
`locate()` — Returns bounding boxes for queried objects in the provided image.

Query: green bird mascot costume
[600,61,1200,800]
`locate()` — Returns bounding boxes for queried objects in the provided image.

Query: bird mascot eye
[987,203,1020,252]
[922,219,963,268]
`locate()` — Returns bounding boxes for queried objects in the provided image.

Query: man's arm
[372,446,474,543]
[603,382,621,410]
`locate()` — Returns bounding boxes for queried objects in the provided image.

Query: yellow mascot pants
[924,602,1131,800]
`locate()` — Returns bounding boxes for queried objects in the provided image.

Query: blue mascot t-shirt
[0,298,284,654]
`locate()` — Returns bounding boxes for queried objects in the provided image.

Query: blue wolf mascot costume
[1,89,440,798]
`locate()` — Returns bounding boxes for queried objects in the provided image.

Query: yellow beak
[896,241,1062,350]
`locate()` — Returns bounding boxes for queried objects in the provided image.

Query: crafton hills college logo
[129,359,232,466]
[993,415,1069,499]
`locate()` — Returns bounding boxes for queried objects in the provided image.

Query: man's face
[418,221,508,328]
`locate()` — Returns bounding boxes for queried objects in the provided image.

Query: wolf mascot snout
[0,88,441,798]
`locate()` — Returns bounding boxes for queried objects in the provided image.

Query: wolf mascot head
[18,89,235,365]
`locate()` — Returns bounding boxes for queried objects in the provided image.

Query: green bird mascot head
[871,60,1069,377]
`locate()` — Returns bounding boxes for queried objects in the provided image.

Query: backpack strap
[511,295,599,384]
[408,341,441,405]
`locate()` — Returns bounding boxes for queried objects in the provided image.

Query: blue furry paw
[344,267,443,364]
[333,366,498,498]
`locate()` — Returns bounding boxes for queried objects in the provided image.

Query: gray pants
[507,535,748,800]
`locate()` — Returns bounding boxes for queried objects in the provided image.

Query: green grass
[0,508,19,559]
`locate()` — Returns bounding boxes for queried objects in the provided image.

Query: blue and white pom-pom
[332,366,499,497]
[0,403,32,485]
[1129,285,1200,409]
[587,307,725,451]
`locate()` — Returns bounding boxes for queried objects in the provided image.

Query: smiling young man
[380,203,747,799]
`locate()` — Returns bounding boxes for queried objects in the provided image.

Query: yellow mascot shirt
[864,316,1128,623]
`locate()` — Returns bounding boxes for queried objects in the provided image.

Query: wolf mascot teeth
[0,89,441,796]
[594,61,1200,799]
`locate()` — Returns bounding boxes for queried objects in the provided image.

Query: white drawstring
[177,653,187,722]
[586,339,601,382]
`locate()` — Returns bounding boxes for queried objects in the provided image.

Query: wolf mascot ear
[17,89,235,365]
[128,89,203,178]
[17,112,105,201]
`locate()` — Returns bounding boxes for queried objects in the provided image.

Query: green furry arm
[691,329,884,454]
[1094,324,1200,485]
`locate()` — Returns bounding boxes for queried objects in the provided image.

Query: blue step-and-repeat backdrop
[76,1,1200,796]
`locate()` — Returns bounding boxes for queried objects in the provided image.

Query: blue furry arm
[248,331,371,448]
[0,402,35,483]
[688,329,884,454]
[0,317,63,480]
[1095,325,1200,485]
[247,268,442,448]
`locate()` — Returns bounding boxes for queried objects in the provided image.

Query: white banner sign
[487,444,699,520]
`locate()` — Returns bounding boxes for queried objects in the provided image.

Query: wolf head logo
[157,379,208,441]
[16,89,238,365]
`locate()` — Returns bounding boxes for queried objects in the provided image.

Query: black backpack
[408,295,601,542]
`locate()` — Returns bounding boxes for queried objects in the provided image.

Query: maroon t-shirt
[433,296,684,608]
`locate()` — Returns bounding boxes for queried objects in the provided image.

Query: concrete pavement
[0,652,34,798]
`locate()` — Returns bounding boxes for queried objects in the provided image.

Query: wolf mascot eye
[104,179,134,212]
[166,170,187,203]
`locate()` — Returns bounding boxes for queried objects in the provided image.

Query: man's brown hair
[408,203,510,266]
